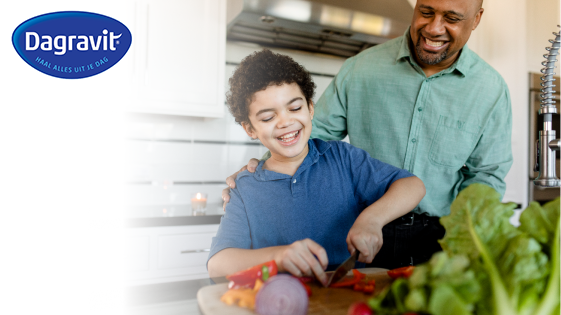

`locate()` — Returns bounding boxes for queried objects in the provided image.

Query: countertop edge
[126,215,222,228]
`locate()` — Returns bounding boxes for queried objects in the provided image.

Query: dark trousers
[365,212,445,269]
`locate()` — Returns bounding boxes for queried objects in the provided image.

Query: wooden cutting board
[197,268,392,315]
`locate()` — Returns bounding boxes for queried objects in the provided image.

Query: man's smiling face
[410,0,483,68]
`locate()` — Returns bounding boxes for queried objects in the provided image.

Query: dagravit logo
[12,11,132,79]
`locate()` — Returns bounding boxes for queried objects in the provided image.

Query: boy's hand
[275,239,329,286]
[222,158,260,210]
[346,213,384,263]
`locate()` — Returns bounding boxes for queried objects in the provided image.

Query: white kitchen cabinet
[129,0,226,117]
[125,224,219,285]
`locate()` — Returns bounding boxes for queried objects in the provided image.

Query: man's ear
[472,8,484,30]
[308,100,314,120]
[242,122,257,140]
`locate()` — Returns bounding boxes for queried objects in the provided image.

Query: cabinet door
[131,0,226,117]
[158,232,215,269]
[126,224,219,285]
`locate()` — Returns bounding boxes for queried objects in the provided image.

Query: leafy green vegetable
[368,183,560,315]
[368,252,480,315]
[440,184,554,314]
[518,199,560,315]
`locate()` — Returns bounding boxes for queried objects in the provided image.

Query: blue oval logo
[12,11,132,79]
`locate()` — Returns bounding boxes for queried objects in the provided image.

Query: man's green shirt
[311,29,513,217]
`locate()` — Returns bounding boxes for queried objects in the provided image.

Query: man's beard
[415,36,448,65]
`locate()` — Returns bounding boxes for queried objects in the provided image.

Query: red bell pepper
[301,282,312,297]
[353,282,365,291]
[362,284,374,294]
[330,269,366,288]
[226,260,278,289]
[387,266,415,279]
[352,279,375,294]
[298,276,314,283]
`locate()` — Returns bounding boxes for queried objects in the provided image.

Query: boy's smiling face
[243,82,314,162]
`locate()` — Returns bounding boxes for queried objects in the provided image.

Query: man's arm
[459,89,513,197]
[310,57,356,141]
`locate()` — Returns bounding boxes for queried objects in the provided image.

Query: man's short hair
[226,49,316,126]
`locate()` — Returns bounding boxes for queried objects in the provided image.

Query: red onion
[255,274,309,315]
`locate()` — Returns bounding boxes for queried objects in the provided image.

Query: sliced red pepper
[355,269,366,279]
[301,282,312,297]
[226,260,278,288]
[353,282,365,291]
[298,276,314,283]
[367,279,376,286]
[387,266,415,279]
[330,269,364,288]
[362,284,374,294]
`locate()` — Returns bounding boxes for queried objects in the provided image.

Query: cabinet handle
[181,249,210,254]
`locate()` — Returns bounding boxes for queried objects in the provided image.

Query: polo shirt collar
[252,139,331,181]
[396,26,471,78]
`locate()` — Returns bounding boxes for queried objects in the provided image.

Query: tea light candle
[191,193,207,215]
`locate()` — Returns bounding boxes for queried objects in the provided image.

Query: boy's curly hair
[226,49,316,126]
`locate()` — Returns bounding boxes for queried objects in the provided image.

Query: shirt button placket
[291,177,304,198]
[404,80,428,172]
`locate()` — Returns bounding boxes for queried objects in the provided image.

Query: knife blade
[324,250,359,287]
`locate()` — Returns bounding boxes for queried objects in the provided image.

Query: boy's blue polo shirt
[208,138,414,267]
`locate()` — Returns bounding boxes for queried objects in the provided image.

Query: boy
[207,49,425,285]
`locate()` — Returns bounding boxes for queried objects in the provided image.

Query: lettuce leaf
[369,252,480,315]
[439,184,550,315]
[518,198,560,315]
[368,184,560,315]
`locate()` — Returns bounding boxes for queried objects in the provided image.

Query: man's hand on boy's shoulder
[346,214,384,264]
[222,158,260,211]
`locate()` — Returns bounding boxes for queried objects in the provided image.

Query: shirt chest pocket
[429,115,481,169]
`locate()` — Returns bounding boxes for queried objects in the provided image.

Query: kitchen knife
[324,250,359,287]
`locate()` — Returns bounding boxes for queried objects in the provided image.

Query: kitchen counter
[127,215,222,227]
[126,268,390,315]
[126,203,223,227]
[126,276,228,315]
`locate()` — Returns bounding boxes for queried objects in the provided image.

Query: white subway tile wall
[125,42,346,217]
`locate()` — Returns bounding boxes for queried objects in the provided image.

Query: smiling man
[224,0,512,269]
[411,0,484,76]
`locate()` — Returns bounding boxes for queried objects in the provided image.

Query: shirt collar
[396,26,413,62]
[250,138,331,181]
[396,26,471,78]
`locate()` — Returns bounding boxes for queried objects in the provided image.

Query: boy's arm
[341,142,425,263]
[208,239,329,285]
[346,176,425,263]
[210,180,329,284]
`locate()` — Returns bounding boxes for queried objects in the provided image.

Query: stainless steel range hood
[227,0,414,57]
